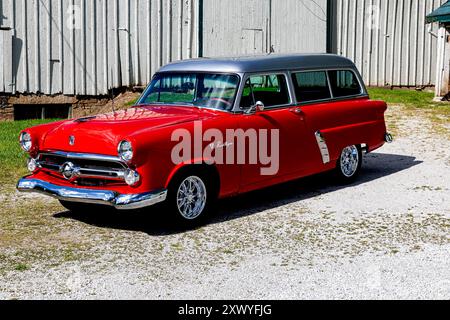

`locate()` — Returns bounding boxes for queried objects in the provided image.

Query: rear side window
[240,74,290,109]
[292,71,331,102]
[328,70,362,98]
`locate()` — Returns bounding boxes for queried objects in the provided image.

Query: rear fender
[321,120,387,161]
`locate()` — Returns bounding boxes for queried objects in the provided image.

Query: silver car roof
[157,53,356,74]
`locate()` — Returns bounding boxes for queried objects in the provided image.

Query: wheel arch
[165,162,221,199]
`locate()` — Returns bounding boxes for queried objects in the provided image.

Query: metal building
[426,0,450,98]
[202,0,327,57]
[335,0,446,87]
[0,0,446,99]
[0,0,327,97]
[0,0,200,96]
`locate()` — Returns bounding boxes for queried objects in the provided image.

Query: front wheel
[167,171,214,226]
[335,145,362,183]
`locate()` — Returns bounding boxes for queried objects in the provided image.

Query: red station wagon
[17,54,392,224]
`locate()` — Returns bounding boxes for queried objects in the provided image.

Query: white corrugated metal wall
[270,0,328,54]
[202,0,272,56]
[1,0,444,95]
[0,0,328,96]
[202,0,327,56]
[336,0,445,87]
[0,0,199,95]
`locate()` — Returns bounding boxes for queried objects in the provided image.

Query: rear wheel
[167,170,216,226]
[335,145,362,182]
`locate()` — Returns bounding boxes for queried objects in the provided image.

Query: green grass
[14,263,30,272]
[125,97,139,107]
[368,87,437,108]
[368,87,450,138]
[368,87,448,112]
[0,119,59,184]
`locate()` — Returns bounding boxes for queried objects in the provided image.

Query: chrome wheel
[176,176,207,220]
[340,145,360,178]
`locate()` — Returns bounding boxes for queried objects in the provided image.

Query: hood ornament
[69,135,75,146]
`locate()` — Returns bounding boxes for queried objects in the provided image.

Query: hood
[40,105,220,155]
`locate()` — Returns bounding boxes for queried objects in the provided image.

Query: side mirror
[245,101,265,114]
[255,101,265,112]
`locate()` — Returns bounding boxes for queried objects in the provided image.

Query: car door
[292,69,369,166]
[236,73,314,190]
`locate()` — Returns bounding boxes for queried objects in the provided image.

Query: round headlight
[20,132,32,152]
[118,140,133,162]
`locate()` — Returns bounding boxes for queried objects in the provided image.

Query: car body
[17,54,391,222]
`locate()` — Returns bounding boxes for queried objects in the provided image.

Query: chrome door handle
[290,107,303,115]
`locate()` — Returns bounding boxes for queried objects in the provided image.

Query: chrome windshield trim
[137,71,241,112]
[17,178,167,210]
[134,103,233,114]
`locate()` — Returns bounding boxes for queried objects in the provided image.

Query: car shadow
[54,153,422,236]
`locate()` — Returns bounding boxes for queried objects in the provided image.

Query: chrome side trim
[315,131,331,164]
[17,178,167,210]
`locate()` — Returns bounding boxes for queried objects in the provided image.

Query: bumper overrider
[17,178,167,210]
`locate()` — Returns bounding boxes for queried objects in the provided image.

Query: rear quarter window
[328,70,362,98]
[292,71,332,103]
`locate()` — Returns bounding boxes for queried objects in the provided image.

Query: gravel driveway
[0,106,449,299]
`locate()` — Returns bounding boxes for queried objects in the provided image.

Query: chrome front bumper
[17,178,167,210]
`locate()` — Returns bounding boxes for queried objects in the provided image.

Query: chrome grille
[37,151,128,183]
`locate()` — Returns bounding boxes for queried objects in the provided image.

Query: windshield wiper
[74,116,97,123]
[137,102,195,107]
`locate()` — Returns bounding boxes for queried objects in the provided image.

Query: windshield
[137,73,240,111]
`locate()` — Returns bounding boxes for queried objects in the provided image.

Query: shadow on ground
[54,153,422,235]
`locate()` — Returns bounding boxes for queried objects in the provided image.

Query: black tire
[166,168,216,227]
[334,145,363,183]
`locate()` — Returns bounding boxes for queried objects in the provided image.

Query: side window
[292,71,331,102]
[240,74,290,109]
[328,70,362,98]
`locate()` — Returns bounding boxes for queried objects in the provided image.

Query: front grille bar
[36,151,129,182]
[39,151,127,168]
